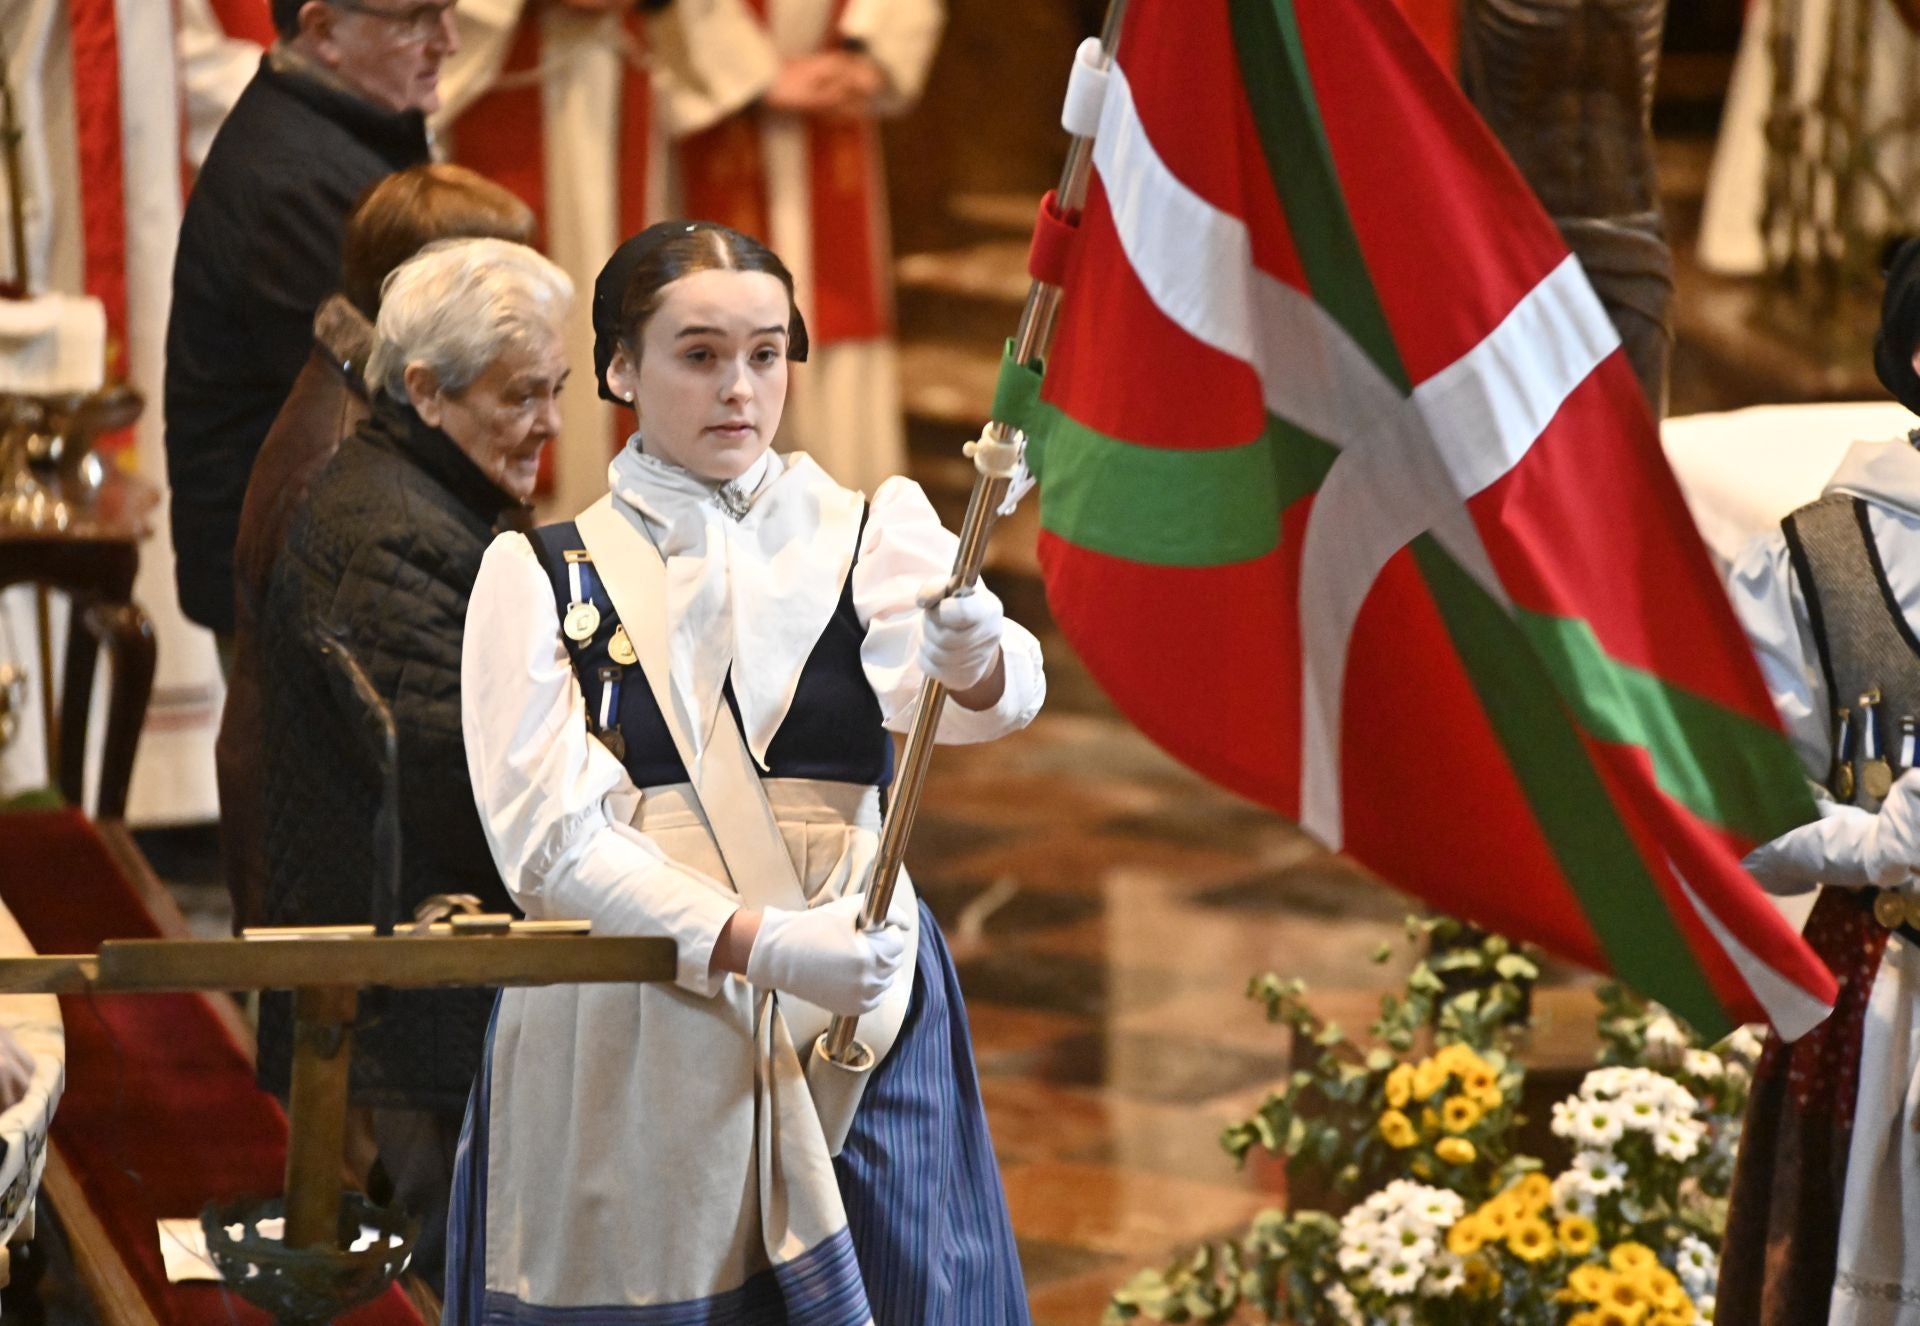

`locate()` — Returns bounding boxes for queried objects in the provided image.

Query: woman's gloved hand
[1744,770,1920,894]
[917,578,1005,692]
[745,893,907,1017]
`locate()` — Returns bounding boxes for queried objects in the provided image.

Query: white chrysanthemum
[1420,1253,1467,1298]
[1616,1092,1666,1134]
[1387,1305,1415,1326]
[1550,1097,1582,1139]
[1375,1230,1435,1269]
[1336,1240,1375,1273]
[1683,1048,1725,1080]
[1574,1149,1627,1195]
[1678,1234,1719,1300]
[1725,1025,1764,1062]
[1551,1169,1600,1218]
[1572,1099,1627,1149]
[1646,1014,1688,1054]
[1699,1292,1717,1322]
[1654,1119,1707,1162]
[1370,1256,1424,1297]
[1405,1187,1465,1233]
[1326,1281,1363,1326]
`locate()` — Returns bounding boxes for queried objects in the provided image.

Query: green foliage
[1110,921,1756,1325]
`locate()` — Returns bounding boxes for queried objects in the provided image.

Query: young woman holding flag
[446,220,1044,1325]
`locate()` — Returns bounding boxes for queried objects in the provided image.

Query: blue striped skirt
[445,902,1030,1325]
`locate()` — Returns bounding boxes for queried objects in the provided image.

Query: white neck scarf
[607,442,863,766]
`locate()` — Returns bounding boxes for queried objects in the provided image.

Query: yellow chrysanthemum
[1435,1136,1477,1166]
[1413,1057,1451,1099]
[1506,1216,1557,1263]
[1568,1262,1616,1302]
[1601,1274,1649,1315]
[1558,1215,1600,1257]
[1447,1216,1489,1256]
[1378,1108,1418,1149]
[1478,1201,1515,1236]
[1513,1173,1554,1211]
[1462,1061,1500,1096]
[1385,1063,1414,1109]
[1648,1313,1695,1326]
[1650,1279,1692,1317]
[1609,1242,1659,1276]
[1442,1094,1484,1133]
[1461,1256,1502,1298]
[1568,1314,1603,1326]
[1596,1309,1645,1326]
[1434,1043,1480,1073]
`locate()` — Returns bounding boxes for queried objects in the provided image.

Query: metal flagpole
[818,0,1133,1068]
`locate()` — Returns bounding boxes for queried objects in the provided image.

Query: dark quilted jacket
[255,393,525,1111]
[165,54,429,634]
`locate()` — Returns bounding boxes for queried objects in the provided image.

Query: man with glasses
[164,0,452,658]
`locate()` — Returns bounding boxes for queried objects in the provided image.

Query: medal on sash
[1876,889,1908,930]
[1861,689,1894,802]
[1904,891,1920,930]
[609,625,639,666]
[563,550,603,643]
[1834,706,1857,803]
[595,665,627,762]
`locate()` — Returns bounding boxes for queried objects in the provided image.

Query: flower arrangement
[1105,920,1761,1325]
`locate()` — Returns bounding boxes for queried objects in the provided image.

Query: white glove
[1744,770,1920,894]
[917,577,1004,691]
[745,893,908,1017]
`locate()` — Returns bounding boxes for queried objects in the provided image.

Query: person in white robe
[444,220,1039,1324]
[646,0,945,496]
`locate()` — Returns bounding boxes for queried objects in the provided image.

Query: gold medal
[598,728,627,761]
[1875,890,1907,930]
[1837,761,1857,802]
[564,601,601,642]
[609,625,638,666]
[1902,892,1920,931]
[1865,757,1896,802]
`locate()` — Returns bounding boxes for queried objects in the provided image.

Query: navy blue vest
[525,517,893,791]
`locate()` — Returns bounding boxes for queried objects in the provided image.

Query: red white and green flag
[997,0,1836,1038]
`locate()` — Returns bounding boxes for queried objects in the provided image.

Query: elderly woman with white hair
[254,235,572,1297]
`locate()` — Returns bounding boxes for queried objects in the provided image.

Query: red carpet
[2,808,423,1324]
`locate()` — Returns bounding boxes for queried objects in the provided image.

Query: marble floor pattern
[904,701,1424,1322]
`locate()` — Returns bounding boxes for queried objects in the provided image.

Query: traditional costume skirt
[1832,934,1920,1323]
[1719,887,1887,1324]
[442,780,1029,1325]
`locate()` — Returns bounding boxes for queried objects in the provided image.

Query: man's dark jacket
[256,394,522,1111]
[165,54,428,635]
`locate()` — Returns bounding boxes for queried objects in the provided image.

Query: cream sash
[574,493,913,1147]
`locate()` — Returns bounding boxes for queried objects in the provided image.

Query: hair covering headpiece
[591,220,809,404]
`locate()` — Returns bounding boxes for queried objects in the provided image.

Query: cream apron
[475,493,917,1313]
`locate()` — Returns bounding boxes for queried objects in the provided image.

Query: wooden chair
[0,529,155,818]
